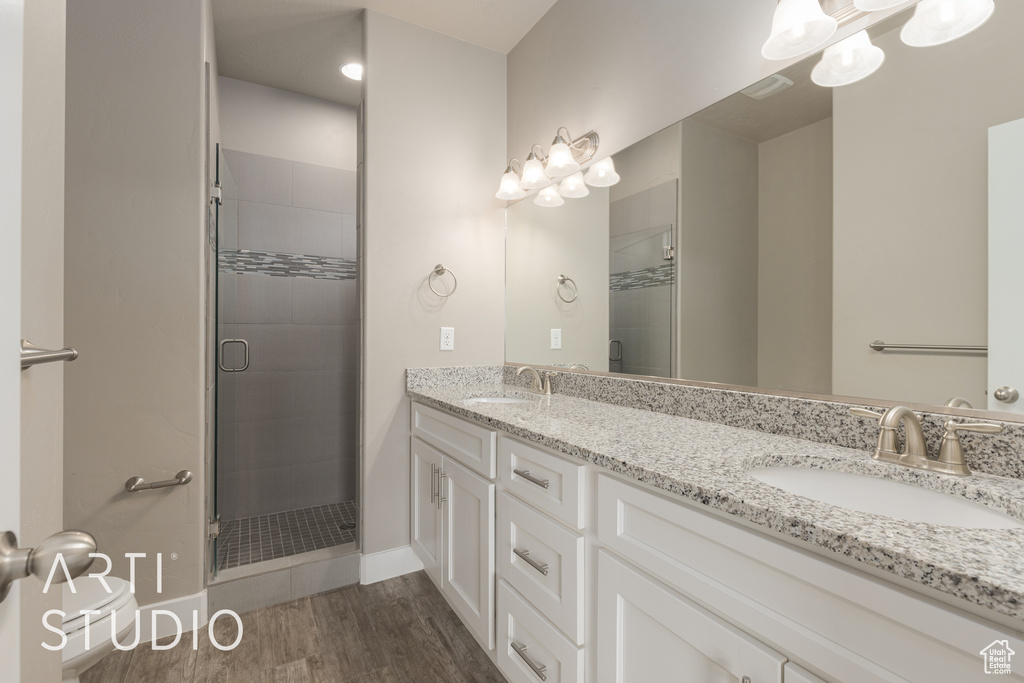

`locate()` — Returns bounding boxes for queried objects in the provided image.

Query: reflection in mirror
[506,1,1024,416]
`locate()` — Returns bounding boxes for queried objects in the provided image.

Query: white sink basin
[748,466,1024,529]
[463,396,535,405]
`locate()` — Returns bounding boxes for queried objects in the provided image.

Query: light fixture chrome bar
[869,340,987,353]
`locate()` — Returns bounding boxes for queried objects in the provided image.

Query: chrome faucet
[851,406,1003,476]
[516,365,553,395]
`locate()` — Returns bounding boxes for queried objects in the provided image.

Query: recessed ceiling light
[340,63,363,81]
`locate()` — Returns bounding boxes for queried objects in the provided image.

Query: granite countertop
[408,381,1024,624]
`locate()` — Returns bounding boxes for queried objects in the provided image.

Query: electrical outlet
[440,327,455,351]
[550,328,562,350]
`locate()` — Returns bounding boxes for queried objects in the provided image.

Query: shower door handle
[609,339,622,362]
[218,339,249,372]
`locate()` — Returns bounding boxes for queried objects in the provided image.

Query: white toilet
[60,576,139,683]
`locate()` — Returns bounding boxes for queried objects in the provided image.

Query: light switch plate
[550,328,562,350]
[440,327,455,351]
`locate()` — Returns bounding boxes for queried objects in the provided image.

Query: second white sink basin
[748,466,1024,529]
[463,396,535,405]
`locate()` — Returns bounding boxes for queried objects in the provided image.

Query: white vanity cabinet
[410,403,496,651]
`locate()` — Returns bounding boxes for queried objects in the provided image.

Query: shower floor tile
[216,500,357,571]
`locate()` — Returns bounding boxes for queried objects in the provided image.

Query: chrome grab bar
[869,340,987,353]
[21,339,78,370]
[513,468,550,489]
[218,339,249,372]
[513,548,549,576]
[125,470,193,493]
[511,642,547,681]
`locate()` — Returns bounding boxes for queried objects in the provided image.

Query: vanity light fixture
[520,147,550,190]
[558,172,590,199]
[495,159,527,200]
[545,128,586,177]
[762,0,839,60]
[340,63,363,80]
[853,0,906,9]
[900,0,994,47]
[583,157,621,187]
[811,30,886,86]
[534,185,565,208]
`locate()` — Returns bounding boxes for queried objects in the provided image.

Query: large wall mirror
[506,1,1024,417]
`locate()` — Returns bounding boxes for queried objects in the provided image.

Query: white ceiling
[213,0,558,107]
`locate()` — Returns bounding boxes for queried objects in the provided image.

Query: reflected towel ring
[429,264,458,297]
[557,275,578,303]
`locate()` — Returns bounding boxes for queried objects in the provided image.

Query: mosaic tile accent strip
[219,249,356,280]
[610,263,674,292]
[216,500,357,571]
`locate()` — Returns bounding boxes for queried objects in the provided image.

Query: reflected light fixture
[762,0,838,60]
[900,0,994,47]
[853,0,906,9]
[340,63,363,80]
[495,160,527,200]
[534,185,565,208]
[558,172,590,199]
[811,30,885,87]
[520,146,550,190]
[583,157,620,187]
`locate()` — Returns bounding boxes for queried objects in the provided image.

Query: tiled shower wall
[217,149,358,519]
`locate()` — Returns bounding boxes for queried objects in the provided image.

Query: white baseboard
[138,590,209,643]
[360,545,424,585]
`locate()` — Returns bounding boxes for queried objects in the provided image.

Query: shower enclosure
[210,145,360,576]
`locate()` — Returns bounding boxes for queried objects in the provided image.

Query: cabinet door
[597,550,786,683]
[442,455,496,651]
[411,437,443,587]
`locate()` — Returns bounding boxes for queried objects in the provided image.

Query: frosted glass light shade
[520,156,550,189]
[762,0,838,61]
[495,171,526,200]
[853,0,906,10]
[811,31,885,87]
[545,141,580,177]
[558,172,590,199]
[534,185,565,207]
[584,157,620,187]
[900,0,994,47]
[340,63,363,80]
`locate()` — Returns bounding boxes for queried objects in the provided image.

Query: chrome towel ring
[556,275,578,303]
[429,264,458,297]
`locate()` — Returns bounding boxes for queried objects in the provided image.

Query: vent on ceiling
[741,74,795,100]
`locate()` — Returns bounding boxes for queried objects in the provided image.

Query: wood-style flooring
[81,571,506,683]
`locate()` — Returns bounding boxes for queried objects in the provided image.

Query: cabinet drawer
[497,580,584,683]
[498,436,585,529]
[498,492,584,644]
[412,402,496,478]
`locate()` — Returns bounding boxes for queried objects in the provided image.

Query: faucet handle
[850,407,884,422]
[935,420,1003,476]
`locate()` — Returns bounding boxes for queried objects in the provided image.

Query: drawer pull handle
[513,468,550,489]
[430,464,438,504]
[513,548,549,576]
[439,472,448,508]
[511,642,548,681]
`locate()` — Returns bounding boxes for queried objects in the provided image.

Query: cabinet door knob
[0,530,97,602]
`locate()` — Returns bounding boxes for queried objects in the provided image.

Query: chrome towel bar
[125,470,193,493]
[21,339,78,370]
[869,340,987,353]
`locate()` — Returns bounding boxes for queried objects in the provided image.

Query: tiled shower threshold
[215,501,358,575]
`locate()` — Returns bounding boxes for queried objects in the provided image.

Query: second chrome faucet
[851,405,1002,476]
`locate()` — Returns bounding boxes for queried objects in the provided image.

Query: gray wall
[758,118,833,395]
[65,0,212,607]
[218,149,358,519]
[363,11,506,557]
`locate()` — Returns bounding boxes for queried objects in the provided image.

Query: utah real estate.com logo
[980,640,1015,675]
[39,552,243,653]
